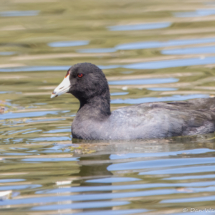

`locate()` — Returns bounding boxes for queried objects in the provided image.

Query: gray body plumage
[72,98,215,140]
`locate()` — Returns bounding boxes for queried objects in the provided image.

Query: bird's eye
[77,73,83,78]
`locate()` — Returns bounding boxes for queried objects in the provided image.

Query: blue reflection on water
[110,148,215,160]
[0,66,70,72]
[109,78,178,85]
[99,65,119,69]
[0,56,214,73]
[140,165,215,175]
[0,65,118,72]
[31,201,130,210]
[37,181,215,194]
[44,128,71,133]
[0,11,39,17]
[29,137,70,142]
[0,179,25,183]
[108,157,215,171]
[111,94,209,104]
[0,91,12,94]
[162,45,215,55]
[108,22,171,31]
[86,177,140,183]
[116,37,215,50]
[0,184,41,191]
[0,52,16,55]
[48,41,89,47]
[0,110,64,120]
[123,56,215,69]
[174,9,215,17]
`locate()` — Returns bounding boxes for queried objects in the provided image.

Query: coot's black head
[51,63,110,105]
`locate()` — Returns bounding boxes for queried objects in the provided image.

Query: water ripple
[108,22,171,31]
[111,94,209,104]
[116,37,215,50]
[174,9,215,18]
[162,45,215,55]
[48,41,89,47]
[109,78,178,85]
[0,11,39,17]
[123,56,215,69]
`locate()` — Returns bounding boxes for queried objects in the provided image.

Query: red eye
[77,73,83,78]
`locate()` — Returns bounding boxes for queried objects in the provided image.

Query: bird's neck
[77,93,111,120]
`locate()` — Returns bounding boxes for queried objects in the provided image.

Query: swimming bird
[51,62,215,140]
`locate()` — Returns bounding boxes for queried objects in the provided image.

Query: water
[1,0,215,214]
[107,22,171,31]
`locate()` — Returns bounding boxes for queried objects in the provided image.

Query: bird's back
[107,98,215,139]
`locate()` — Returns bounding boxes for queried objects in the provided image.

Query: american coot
[51,62,215,140]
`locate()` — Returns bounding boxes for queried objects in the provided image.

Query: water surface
[1,0,215,214]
